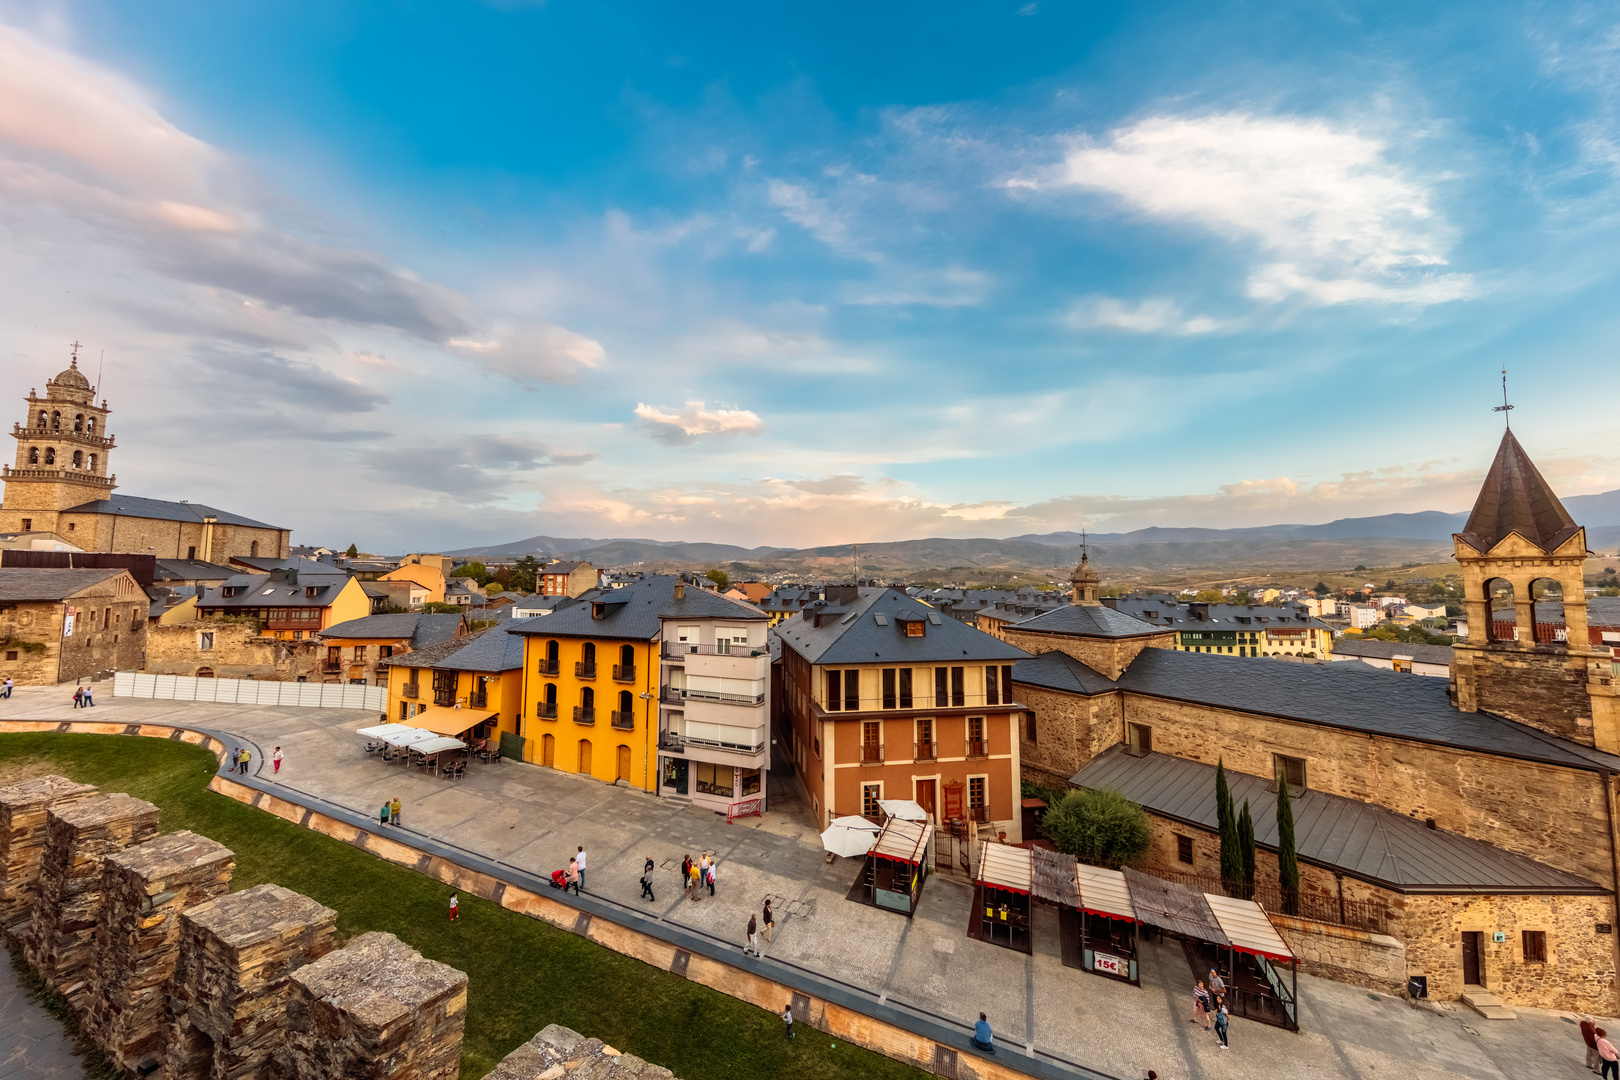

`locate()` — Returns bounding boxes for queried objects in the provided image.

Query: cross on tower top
[1492,368,1514,427]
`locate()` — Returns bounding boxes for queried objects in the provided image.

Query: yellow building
[380,560,447,604]
[386,626,525,751]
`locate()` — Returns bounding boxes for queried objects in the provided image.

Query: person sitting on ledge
[972,1012,994,1054]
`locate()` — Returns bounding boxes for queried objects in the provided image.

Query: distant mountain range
[442,490,1620,578]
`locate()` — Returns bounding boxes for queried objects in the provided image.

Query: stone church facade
[1011,430,1620,1013]
[0,351,290,560]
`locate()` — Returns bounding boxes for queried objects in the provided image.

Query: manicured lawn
[0,734,928,1080]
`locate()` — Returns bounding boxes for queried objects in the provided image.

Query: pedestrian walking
[1585,1015,1602,1073]
[972,1012,995,1054]
[380,801,391,827]
[2,677,12,698]
[644,854,655,877]
[1213,998,1229,1050]
[449,893,459,923]
[762,898,775,943]
[640,867,656,902]
[238,748,250,775]
[72,687,83,708]
[566,857,580,896]
[273,747,283,775]
[706,862,716,897]
[745,914,759,956]
[391,797,401,827]
[782,1003,794,1041]
[1600,1028,1619,1080]
[576,846,588,892]
[82,685,93,706]
[1191,980,1211,1029]
[1207,968,1226,997]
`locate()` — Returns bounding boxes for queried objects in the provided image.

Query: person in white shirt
[576,846,587,892]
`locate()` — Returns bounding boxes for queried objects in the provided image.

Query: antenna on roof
[1493,368,1513,428]
[95,350,104,398]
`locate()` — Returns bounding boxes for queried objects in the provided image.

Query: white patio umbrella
[820,815,881,858]
[878,799,929,822]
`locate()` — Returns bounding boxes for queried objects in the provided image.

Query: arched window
[1486,578,1516,643]
[196,667,215,678]
[51,411,59,430]
[36,410,47,430]
[74,414,83,432]
[580,686,595,710]
[71,450,82,468]
[250,540,260,557]
[44,448,54,465]
[582,641,596,664]
[544,682,557,705]
[620,643,635,667]
[86,416,96,435]
[544,640,559,673]
[1530,578,1565,646]
[27,447,38,464]
[618,689,633,714]
[578,739,592,775]
[87,453,96,472]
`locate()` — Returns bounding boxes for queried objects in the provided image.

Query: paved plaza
[0,685,1610,1080]
[1,948,87,1080]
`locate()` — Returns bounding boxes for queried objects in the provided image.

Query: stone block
[166,883,337,1080]
[484,1024,676,1080]
[0,774,98,943]
[27,792,160,1000]
[83,830,235,1071]
[275,931,467,1080]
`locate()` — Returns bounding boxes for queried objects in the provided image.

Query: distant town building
[1329,637,1453,677]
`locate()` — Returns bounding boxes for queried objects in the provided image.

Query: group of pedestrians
[378,797,402,826]
[228,746,251,774]
[742,898,775,956]
[71,685,94,707]
[1581,1014,1620,1078]
[563,847,587,895]
[681,853,716,900]
[1191,967,1231,1049]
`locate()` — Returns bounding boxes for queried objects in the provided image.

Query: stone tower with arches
[1450,428,1619,751]
[2,347,117,524]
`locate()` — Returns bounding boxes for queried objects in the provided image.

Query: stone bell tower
[1070,548,1101,606]
[0,345,117,534]
[1450,428,1619,752]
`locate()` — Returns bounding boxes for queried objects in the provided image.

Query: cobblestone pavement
[0,686,1611,1080]
[0,949,88,1080]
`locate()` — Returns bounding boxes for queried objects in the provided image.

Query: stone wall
[146,620,323,680]
[1003,628,1175,682]
[1270,915,1406,994]
[486,1024,677,1080]
[0,770,468,1080]
[0,588,148,686]
[1011,681,1119,788]
[1453,642,1597,743]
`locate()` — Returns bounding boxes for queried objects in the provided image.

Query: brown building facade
[0,567,147,684]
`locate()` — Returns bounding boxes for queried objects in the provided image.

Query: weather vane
[1493,367,1513,428]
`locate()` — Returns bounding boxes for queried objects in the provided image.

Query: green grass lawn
[0,733,929,1080]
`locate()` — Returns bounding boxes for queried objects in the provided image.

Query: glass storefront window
[740,768,761,796]
[694,761,734,798]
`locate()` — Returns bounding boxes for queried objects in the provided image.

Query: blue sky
[0,1,1617,551]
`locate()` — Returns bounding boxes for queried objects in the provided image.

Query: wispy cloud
[1030,112,1473,307]
[363,435,599,498]
[634,400,767,444]
[1068,296,1224,335]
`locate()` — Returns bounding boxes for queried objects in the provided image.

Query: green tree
[451,561,487,581]
[705,568,731,589]
[1193,588,1225,603]
[1276,776,1301,916]
[484,582,503,596]
[509,555,540,594]
[1216,760,1243,894]
[1040,788,1152,868]
[1237,800,1256,901]
[420,602,463,614]
[345,543,359,558]
[1313,581,1330,598]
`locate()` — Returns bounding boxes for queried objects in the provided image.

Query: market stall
[853,817,933,915]
[1072,863,1139,984]
[974,841,1033,952]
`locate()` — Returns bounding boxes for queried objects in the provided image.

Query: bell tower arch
[1451,428,1618,751]
[0,344,117,534]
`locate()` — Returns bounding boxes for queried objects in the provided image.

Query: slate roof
[1331,638,1455,666]
[1111,647,1620,772]
[1076,747,1605,894]
[1012,650,1120,696]
[198,565,352,611]
[320,613,465,647]
[59,493,283,531]
[506,575,764,641]
[0,567,123,601]
[392,626,524,672]
[1106,596,1330,635]
[1011,603,1168,639]
[774,587,1029,665]
[1456,429,1581,554]
[151,559,236,583]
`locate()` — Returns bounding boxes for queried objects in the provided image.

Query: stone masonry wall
[1402,892,1619,1011]
[84,830,235,1071]
[274,931,468,1080]
[486,1024,678,1080]
[146,621,323,680]
[28,792,160,1001]
[0,774,98,941]
[1454,644,1596,743]
[1012,681,1119,789]
[1269,915,1406,994]
[1122,691,1619,888]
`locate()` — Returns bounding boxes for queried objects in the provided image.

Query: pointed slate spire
[1456,429,1580,554]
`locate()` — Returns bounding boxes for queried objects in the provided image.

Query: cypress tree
[1238,800,1256,901]
[1216,759,1242,895]
[1276,776,1301,915]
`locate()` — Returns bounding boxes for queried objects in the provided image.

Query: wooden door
[1461,931,1482,986]
[616,744,631,782]
[541,734,555,767]
[578,739,593,775]
[915,779,937,820]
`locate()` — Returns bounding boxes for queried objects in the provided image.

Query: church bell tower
[0,345,117,532]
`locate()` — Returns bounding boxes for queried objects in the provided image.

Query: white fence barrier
[113,671,386,712]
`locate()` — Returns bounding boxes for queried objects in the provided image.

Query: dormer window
[900,617,925,637]
[592,602,606,619]
[305,586,318,597]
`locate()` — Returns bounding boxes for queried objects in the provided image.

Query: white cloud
[1046,112,1473,307]
[633,400,767,444]
[1069,296,1223,335]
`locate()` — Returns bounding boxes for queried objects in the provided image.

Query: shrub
[1040,787,1152,867]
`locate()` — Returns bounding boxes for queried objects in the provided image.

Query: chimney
[674,578,686,600]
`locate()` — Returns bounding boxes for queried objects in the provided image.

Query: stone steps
[1461,986,1517,1020]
